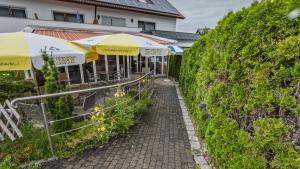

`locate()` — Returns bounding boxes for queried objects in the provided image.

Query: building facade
[0,0,184,33]
[0,0,185,83]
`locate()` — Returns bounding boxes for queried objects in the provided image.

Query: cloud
[169,0,254,33]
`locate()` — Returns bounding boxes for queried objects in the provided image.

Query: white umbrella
[73,33,169,57]
[0,32,97,71]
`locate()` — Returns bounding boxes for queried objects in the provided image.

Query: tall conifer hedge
[180,0,300,168]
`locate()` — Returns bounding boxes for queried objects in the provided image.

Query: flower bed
[0,89,153,168]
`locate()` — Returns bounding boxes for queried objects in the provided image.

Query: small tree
[196,27,211,36]
[41,50,73,133]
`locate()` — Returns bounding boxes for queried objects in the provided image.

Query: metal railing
[11,71,154,162]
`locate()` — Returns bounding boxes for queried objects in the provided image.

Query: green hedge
[179,0,300,168]
[0,72,35,103]
[168,55,182,81]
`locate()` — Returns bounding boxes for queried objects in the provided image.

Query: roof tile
[32,28,173,44]
[57,0,184,19]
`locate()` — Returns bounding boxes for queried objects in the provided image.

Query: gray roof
[143,30,200,41]
[59,0,184,19]
[97,0,182,16]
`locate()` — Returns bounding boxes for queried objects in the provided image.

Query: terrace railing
[1,71,154,164]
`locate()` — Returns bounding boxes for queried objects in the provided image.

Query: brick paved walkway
[43,79,196,169]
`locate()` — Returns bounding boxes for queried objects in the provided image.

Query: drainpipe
[93,6,98,24]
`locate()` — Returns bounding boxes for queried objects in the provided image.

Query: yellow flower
[114,87,125,97]
[99,116,104,122]
[115,91,125,97]
[94,106,101,112]
[91,116,96,120]
[98,126,106,132]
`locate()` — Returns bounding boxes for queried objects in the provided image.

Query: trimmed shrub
[180,0,300,168]
[41,50,73,133]
[0,72,35,103]
[168,55,182,81]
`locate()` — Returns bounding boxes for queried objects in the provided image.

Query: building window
[0,5,26,18]
[53,11,84,23]
[137,0,153,4]
[101,16,126,27]
[138,21,155,31]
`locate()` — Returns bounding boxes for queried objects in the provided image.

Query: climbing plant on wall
[180,0,300,168]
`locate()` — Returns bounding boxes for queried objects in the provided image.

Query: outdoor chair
[124,82,139,93]
[73,92,96,121]
[98,72,107,81]
[86,70,100,82]
[79,83,91,89]
[70,83,91,105]
[142,67,150,74]
[111,67,125,81]
[59,73,71,84]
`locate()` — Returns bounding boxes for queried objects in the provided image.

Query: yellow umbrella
[73,33,168,56]
[0,32,97,71]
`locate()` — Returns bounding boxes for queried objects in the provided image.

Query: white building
[0,0,184,84]
[0,0,184,33]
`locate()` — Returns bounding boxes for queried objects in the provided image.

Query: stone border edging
[174,82,211,169]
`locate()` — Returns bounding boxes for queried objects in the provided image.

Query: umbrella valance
[73,33,168,57]
[0,32,97,71]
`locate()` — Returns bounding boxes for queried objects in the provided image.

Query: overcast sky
[169,0,255,33]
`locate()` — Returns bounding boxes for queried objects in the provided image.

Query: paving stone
[42,79,196,169]
[175,83,212,169]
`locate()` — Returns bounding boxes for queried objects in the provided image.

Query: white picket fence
[0,100,23,141]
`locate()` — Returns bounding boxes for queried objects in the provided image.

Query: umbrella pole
[31,68,41,95]
[140,55,142,73]
[167,55,170,79]
[92,61,97,82]
[123,56,126,79]
[127,56,130,79]
[145,56,149,70]
[65,66,71,86]
[136,56,139,73]
[162,56,165,75]
[116,55,120,81]
[105,55,109,81]
[79,64,85,84]
[154,56,157,76]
